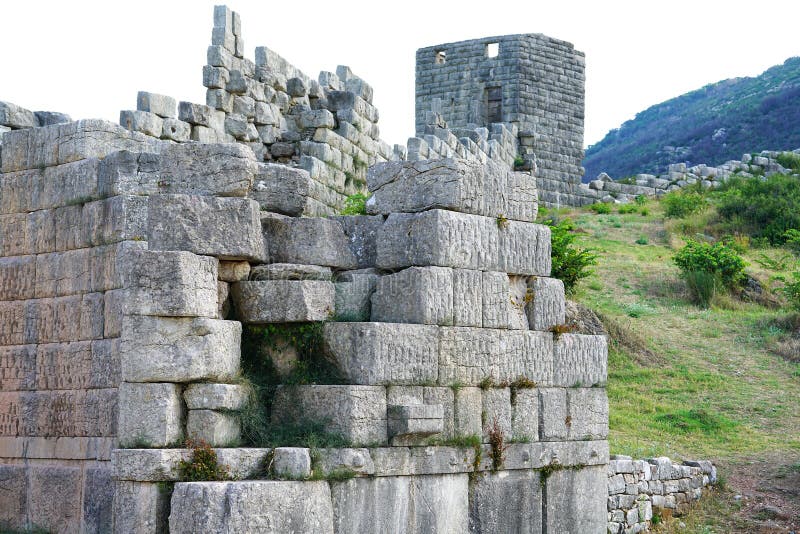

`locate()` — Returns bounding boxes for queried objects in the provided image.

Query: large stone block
[82,194,148,246]
[2,119,160,173]
[113,481,171,534]
[137,91,177,118]
[83,466,114,534]
[186,409,240,446]
[371,266,453,325]
[376,210,550,276]
[544,465,607,534]
[262,214,357,268]
[332,214,384,269]
[323,322,439,385]
[249,163,326,216]
[481,271,528,329]
[568,388,609,440]
[552,333,607,387]
[169,481,334,534]
[511,387,539,442]
[438,327,553,386]
[99,146,252,198]
[231,280,335,323]
[120,250,219,317]
[334,271,378,322]
[0,344,36,391]
[0,101,38,128]
[526,276,566,331]
[120,316,240,383]
[118,382,183,447]
[366,158,537,222]
[481,387,512,442]
[469,470,542,533]
[149,194,266,261]
[454,387,482,438]
[272,385,387,446]
[0,255,36,301]
[453,268,482,327]
[539,388,568,441]
[0,465,26,529]
[184,383,249,410]
[28,466,82,533]
[330,474,468,534]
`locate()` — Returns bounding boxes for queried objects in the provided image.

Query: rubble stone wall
[607,456,717,534]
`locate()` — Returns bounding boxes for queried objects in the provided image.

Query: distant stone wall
[607,455,717,533]
[415,34,586,207]
[577,149,800,205]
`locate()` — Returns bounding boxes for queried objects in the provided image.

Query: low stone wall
[578,149,800,205]
[607,455,717,533]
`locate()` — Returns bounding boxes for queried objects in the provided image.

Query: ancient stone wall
[607,456,717,533]
[415,34,586,207]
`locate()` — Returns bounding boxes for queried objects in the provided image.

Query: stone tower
[415,34,587,206]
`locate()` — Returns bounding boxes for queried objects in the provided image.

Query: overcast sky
[2,1,798,149]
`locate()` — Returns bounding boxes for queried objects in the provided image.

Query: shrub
[543,218,598,294]
[340,193,369,215]
[776,152,800,172]
[673,240,746,306]
[779,271,800,310]
[714,174,800,244]
[661,190,707,218]
[635,236,648,245]
[589,202,611,214]
[673,240,747,288]
[178,440,230,481]
[634,194,648,206]
[785,229,800,255]
[618,204,638,214]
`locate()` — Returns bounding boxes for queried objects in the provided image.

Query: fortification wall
[415,34,586,207]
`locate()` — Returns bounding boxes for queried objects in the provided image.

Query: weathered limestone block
[231,280,334,322]
[332,215,384,269]
[262,214,357,268]
[2,119,160,173]
[249,164,325,216]
[334,270,378,322]
[481,271,528,329]
[187,409,240,446]
[161,118,191,141]
[149,195,266,261]
[452,268,482,327]
[169,481,334,534]
[34,249,92,298]
[371,266,453,325]
[272,385,387,446]
[218,260,250,282]
[83,467,114,534]
[366,159,537,222]
[0,101,38,128]
[511,387,539,442]
[120,250,219,318]
[272,447,312,479]
[376,210,550,276]
[0,158,101,214]
[118,382,183,447]
[314,448,375,477]
[330,474,468,534]
[539,388,568,441]
[454,387,482,438]
[469,470,543,533]
[388,404,444,445]
[438,327,553,386]
[250,263,332,281]
[137,91,177,118]
[552,333,607,387]
[27,466,83,534]
[23,293,105,344]
[113,481,171,534]
[83,195,148,246]
[91,240,148,293]
[323,322,439,385]
[120,110,163,137]
[0,344,36,391]
[120,316,240,382]
[481,388,512,442]
[0,465,27,529]
[568,387,609,440]
[545,465,607,534]
[0,255,36,301]
[33,340,119,390]
[184,383,249,410]
[526,276,566,331]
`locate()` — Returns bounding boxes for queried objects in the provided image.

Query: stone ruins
[0,5,714,533]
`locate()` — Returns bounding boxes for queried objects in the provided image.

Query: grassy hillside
[552,197,800,532]
[583,57,800,181]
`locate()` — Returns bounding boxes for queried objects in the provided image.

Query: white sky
[2,1,798,149]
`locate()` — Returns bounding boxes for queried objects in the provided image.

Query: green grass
[569,201,800,459]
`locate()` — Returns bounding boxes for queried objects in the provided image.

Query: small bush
[640,208,649,216]
[779,271,800,310]
[634,194,648,206]
[784,229,800,255]
[682,270,722,308]
[673,240,747,289]
[178,440,230,481]
[589,202,611,214]
[340,193,369,215]
[661,190,707,218]
[776,152,800,172]
[618,204,639,214]
[635,236,648,245]
[543,218,598,294]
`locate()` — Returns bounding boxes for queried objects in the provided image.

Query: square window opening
[435,50,447,64]
[486,42,499,58]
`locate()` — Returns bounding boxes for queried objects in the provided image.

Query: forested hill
[583,57,800,180]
